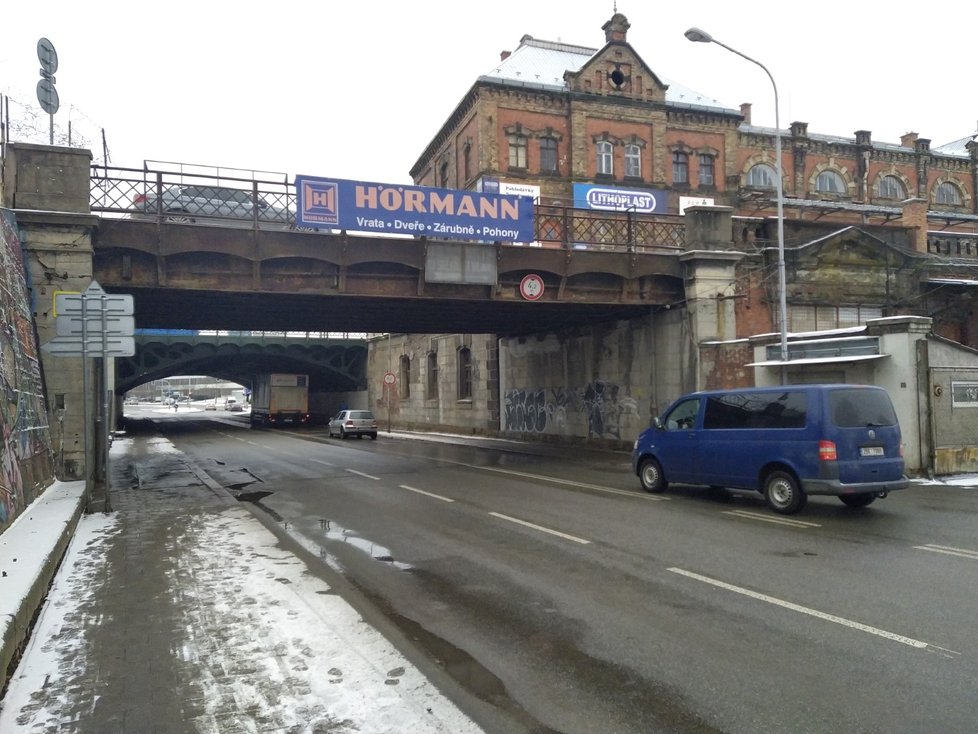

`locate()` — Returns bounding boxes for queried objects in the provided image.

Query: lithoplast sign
[296,176,535,242]
[572,183,667,214]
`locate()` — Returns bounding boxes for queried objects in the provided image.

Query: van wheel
[639,458,667,493]
[839,493,876,508]
[764,470,807,514]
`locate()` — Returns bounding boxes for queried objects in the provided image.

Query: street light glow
[684,27,789,381]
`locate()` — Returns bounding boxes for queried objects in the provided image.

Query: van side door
[655,397,702,484]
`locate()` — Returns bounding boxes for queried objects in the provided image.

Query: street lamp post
[685,27,789,382]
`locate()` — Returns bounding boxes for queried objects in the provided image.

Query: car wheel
[369,433,378,440]
[164,209,195,223]
[638,457,667,493]
[839,493,876,508]
[339,428,346,439]
[764,470,807,514]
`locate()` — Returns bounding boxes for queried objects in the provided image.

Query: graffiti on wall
[1,209,54,530]
[504,381,638,439]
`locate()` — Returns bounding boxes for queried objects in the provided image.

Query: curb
[0,481,87,694]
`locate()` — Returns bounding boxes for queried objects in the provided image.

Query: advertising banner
[572,183,667,213]
[296,176,534,242]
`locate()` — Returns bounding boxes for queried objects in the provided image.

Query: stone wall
[0,209,55,532]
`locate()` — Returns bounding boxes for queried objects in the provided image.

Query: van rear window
[829,389,897,427]
[704,391,807,429]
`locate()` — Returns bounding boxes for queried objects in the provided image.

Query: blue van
[631,384,909,514]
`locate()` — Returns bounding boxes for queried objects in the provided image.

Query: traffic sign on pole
[56,314,135,337]
[42,335,136,357]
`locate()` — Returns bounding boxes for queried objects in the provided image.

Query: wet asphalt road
[125,407,978,734]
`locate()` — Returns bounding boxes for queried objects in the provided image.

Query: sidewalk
[0,428,485,734]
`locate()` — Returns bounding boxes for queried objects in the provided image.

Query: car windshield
[349,411,374,419]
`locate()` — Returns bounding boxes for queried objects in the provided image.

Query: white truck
[249,373,310,427]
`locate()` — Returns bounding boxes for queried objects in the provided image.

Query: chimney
[900,198,929,253]
[602,13,630,43]
[900,132,918,148]
[740,103,752,125]
[500,50,511,61]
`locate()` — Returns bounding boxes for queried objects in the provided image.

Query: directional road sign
[55,291,133,316]
[42,335,136,358]
[56,314,135,337]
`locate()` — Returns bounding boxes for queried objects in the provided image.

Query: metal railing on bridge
[91,163,686,251]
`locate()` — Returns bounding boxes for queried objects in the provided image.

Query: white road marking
[914,544,978,560]
[468,464,669,501]
[309,458,334,467]
[488,512,591,545]
[399,485,455,503]
[723,510,821,528]
[346,469,380,480]
[667,567,954,653]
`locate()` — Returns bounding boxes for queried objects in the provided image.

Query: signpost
[42,281,135,511]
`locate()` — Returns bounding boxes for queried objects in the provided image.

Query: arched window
[876,175,906,200]
[399,354,410,399]
[540,137,558,174]
[426,351,438,399]
[816,170,846,194]
[935,181,963,206]
[439,161,449,188]
[624,144,642,178]
[596,140,614,175]
[457,347,472,400]
[747,163,777,188]
[672,151,689,184]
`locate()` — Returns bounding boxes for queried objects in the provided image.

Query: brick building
[409,12,978,348]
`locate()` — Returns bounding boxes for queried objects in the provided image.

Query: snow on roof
[480,36,737,113]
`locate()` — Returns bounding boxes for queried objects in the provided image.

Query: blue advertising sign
[296,176,534,242]
[572,183,667,213]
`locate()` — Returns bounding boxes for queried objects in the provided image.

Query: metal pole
[387,332,392,433]
[685,28,790,383]
[101,299,113,513]
[81,296,91,507]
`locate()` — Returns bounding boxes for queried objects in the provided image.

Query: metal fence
[90,164,686,250]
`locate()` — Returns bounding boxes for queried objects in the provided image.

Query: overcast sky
[3,1,976,185]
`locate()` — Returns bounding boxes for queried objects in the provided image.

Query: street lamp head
[684,27,713,43]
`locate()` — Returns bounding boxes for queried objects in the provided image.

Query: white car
[328,410,379,439]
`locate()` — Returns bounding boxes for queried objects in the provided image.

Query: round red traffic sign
[383,371,396,385]
[520,274,545,301]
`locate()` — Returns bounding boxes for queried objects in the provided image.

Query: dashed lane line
[399,485,455,503]
[723,510,821,528]
[914,544,978,560]
[668,567,958,656]
[489,512,591,545]
[346,469,381,481]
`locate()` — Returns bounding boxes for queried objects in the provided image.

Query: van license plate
[860,446,884,457]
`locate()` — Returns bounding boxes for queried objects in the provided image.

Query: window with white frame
[624,144,642,178]
[540,137,558,174]
[508,134,528,169]
[816,170,846,194]
[672,151,689,184]
[747,163,776,188]
[935,181,963,205]
[596,140,614,175]
[698,154,715,186]
[876,175,906,200]
[788,304,883,331]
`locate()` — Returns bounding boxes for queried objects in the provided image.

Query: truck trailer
[250,373,310,427]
